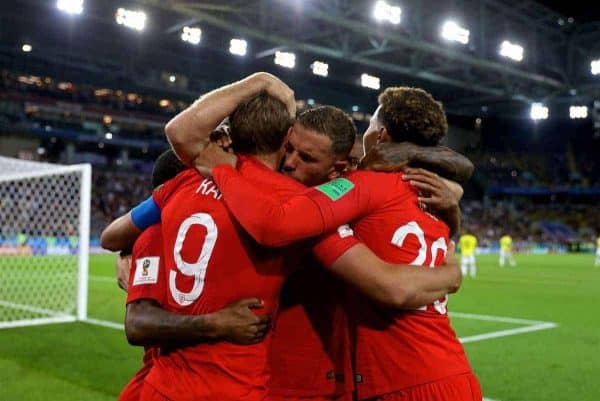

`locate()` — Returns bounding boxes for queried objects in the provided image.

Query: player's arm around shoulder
[165,72,295,166]
[125,298,272,347]
[327,242,461,309]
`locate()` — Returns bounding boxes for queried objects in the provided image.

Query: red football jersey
[212,167,473,399]
[120,224,165,401]
[312,172,473,399]
[144,157,310,401]
[268,256,353,399]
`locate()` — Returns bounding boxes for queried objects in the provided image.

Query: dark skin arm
[361,143,469,236]
[360,142,474,184]
[125,298,271,347]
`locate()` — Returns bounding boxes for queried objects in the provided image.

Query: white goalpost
[0,156,91,329]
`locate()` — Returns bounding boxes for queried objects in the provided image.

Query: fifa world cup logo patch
[133,256,159,286]
[142,259,150,276]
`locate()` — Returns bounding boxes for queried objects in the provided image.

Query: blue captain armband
[131,196,161,230]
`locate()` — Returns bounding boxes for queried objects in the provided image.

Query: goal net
[0,156,91,329]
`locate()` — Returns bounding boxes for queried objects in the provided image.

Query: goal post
[0,156,91,329]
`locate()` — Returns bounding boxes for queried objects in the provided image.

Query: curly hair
[377,87,448,146]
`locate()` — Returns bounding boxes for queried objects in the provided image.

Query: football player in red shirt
[163,72,468,396]
[192,86,481,401]
[104,74,465,401]
[114,150,276,401]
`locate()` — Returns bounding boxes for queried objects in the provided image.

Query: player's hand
[209,124,232,150]
[194,142,238,177]
[444,241,462,293]
[402,167,462,212]
[212,298,271,345]
[253,72,296,118]
[115,254,131,292]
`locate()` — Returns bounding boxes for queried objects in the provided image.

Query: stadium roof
[1,0,599,118]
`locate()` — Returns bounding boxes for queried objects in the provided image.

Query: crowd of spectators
[1,69,598,248]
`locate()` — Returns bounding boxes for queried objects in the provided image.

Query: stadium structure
[0,1,599,401]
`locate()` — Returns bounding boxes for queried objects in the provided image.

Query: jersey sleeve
[212,166,398,247]
[126,226,167,305]
[312,225,361,268]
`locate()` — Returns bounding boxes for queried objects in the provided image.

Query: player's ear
[377,127,392,144]
[329,160,348,179]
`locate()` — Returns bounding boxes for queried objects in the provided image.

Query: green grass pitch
[0,253,599,401]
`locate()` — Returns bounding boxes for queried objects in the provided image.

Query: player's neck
[253,152,281,171]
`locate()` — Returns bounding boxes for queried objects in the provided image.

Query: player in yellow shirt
[595,236,600,267]
[459,232,478,278]
[499,234,516,267]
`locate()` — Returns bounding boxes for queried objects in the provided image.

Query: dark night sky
[536,1,600,23]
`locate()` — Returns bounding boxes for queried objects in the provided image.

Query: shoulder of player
[240,155,306,195]
[153,168,196,197]
[345,170,413,199]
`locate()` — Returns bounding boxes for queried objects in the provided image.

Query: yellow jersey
[500,235,512,251]
[459,234,478,256]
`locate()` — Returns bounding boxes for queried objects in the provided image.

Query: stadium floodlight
[56,0,83,15]
[115,8,146,31]
[168,75,176,83]
[441,20,470,44]
[274,51,296,69]
[499,40,524,62]
[569,106,588,119]
[21,44,32,53]
[530,103,549,120]
[591,59,600,75]
[311,61,328,77]
[361,73,381,90]
[181,26,201,45]
[229,39,247,56]
[373,1,401,25]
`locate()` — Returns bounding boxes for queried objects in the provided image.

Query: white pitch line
[483,398,500,401]
[0,299,72,317]
[89,275,115,283]
[460,322,558,344]
[83,317,124,330]
[450,311,553,326]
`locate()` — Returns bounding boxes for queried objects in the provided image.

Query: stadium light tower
[274,51,296,69]
[441,20,470,44]
[361,73,381,90]
[181,26,201,45]
[499,40,524,62]
[115,8,146,31]
[373,1,401,25]
[569,106,588,119]
[56,0,83,15]
[311,61,328,77]
[530,103,549,120]
[592,59,600,75]
[229,39,247,56]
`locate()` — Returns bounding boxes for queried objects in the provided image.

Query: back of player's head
[297,105,357,158]
[229,91,292,155]
[377,87,447,146]
[152,149,187,189]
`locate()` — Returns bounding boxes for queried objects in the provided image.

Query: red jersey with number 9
[144,157,301,401]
